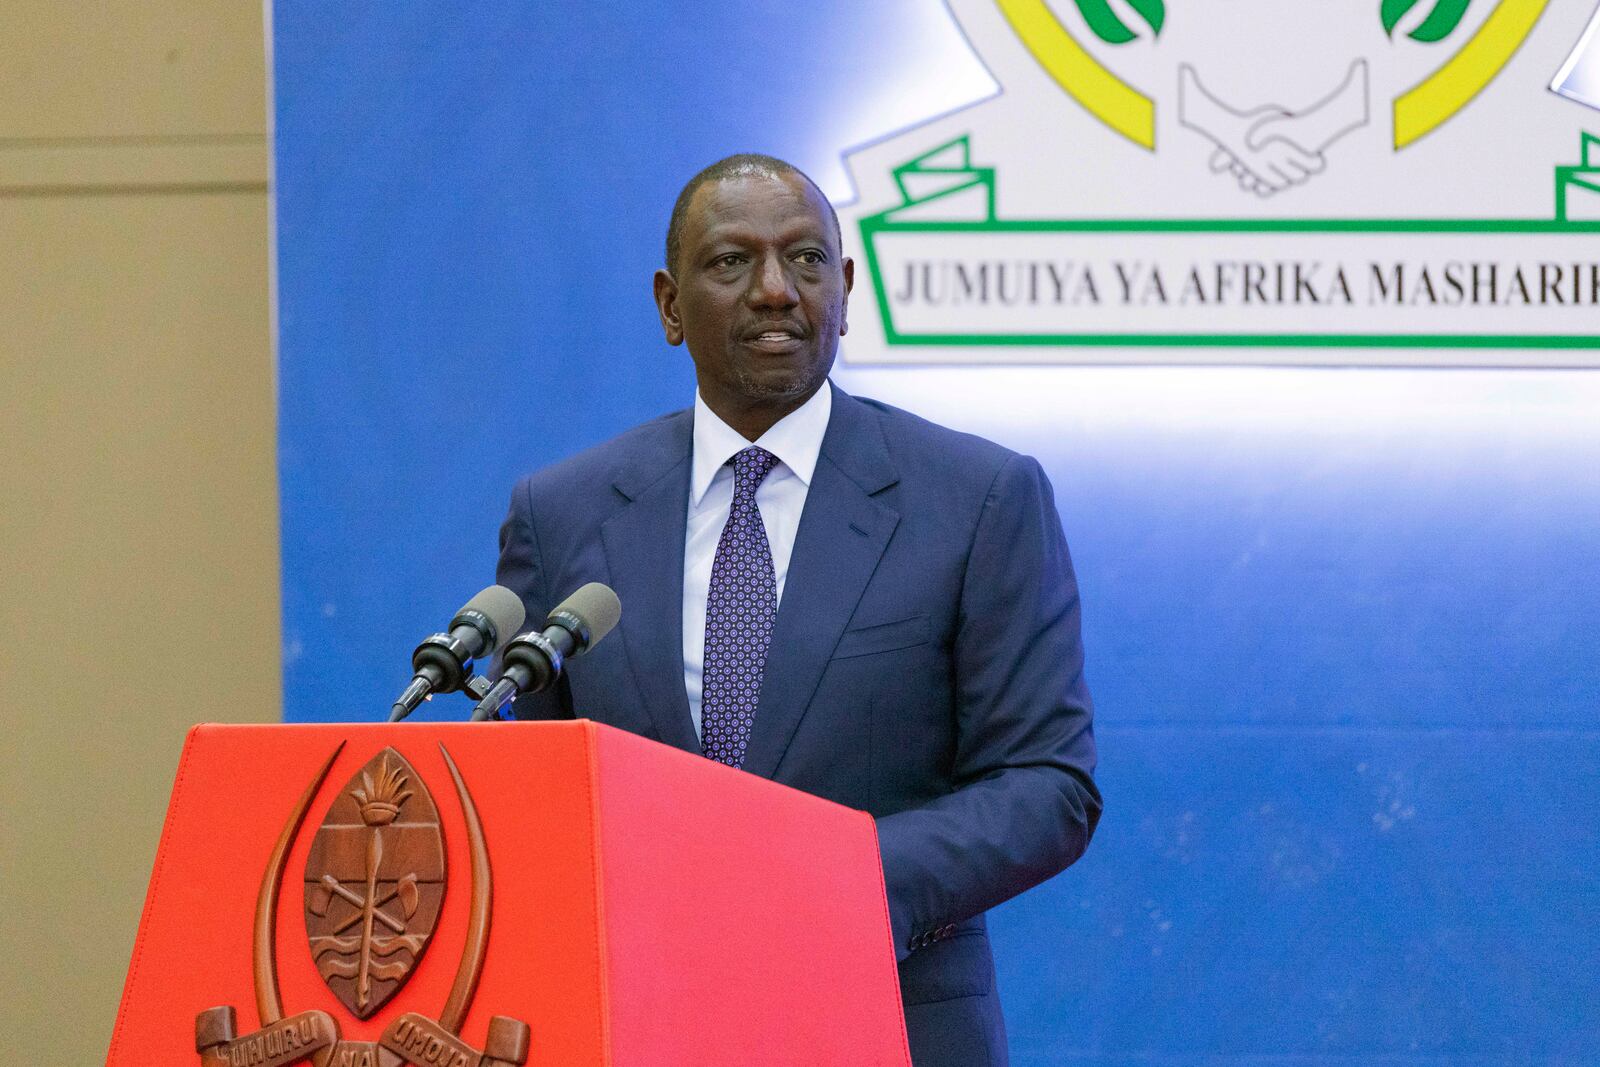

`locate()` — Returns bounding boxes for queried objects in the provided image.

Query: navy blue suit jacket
[496,385,1100,1067]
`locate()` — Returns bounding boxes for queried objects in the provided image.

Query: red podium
[109,720,911,1066]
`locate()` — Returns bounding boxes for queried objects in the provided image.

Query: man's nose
[747,252,798,308]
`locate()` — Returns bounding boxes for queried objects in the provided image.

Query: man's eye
[795,249,826,265]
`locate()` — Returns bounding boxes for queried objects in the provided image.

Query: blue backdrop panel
[272,4,1600,1063]
[998,727,1600,1065]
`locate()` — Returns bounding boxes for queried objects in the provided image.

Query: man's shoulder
[845,392,1027,490]
[516,407,691,500]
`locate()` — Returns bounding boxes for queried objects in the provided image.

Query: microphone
[390,585,527,722]
[471,582,622,721]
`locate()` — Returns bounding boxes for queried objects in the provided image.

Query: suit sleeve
[494,475,573,720]
[875,453,1101,959]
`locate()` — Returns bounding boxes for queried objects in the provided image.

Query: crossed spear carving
[310,871,419,935]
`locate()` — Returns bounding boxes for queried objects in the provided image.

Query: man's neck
[700,387,822,442]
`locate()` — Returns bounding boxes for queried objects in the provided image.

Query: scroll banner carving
[195,1008,338,1067]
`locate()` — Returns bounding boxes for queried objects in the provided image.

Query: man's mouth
[742,325,806,352]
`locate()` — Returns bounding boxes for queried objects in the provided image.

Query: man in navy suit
[496,155,1099,1066]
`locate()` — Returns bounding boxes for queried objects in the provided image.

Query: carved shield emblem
[303,748,445,1018]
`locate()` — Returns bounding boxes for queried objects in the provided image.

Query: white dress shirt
[682,383,833,740]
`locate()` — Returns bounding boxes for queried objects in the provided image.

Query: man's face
[654,172,853,432]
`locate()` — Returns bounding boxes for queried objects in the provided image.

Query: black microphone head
[549,582,622,652]
[452,584,527,654]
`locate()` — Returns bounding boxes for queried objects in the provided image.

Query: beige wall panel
[0,3,265,139]
[0,187,278,1060]
[1,0,274,1056]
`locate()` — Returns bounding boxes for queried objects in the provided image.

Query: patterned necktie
[701,446,780,767]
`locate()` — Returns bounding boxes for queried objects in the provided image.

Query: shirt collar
[690,382,833,507]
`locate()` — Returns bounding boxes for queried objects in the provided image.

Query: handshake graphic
[1179,60,1370,198]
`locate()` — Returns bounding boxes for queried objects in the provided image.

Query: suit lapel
[600,412,701,754]
[741,390,900,780]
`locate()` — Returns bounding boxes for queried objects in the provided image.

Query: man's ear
[840,256,854,336]
[653,269,684,346]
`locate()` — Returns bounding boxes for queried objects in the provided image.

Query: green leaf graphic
[1074,0,1165,44]
[1125,0,1166,35]
[1407,0,1471,41]
[1382,0,1472,41]
[1382,0,1423,37]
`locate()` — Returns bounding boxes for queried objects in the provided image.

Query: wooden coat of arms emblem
[193,744,530,1067]
[304,750,445,1018]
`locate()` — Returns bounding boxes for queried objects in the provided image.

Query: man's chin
[735,367,828,406]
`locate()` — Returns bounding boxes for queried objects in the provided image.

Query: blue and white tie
[700,446,780,767]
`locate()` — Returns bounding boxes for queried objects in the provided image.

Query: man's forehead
[686,173,835,242]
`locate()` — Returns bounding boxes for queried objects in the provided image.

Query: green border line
[858,214,1600,349]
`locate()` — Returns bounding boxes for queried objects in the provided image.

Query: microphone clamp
[545,608,591,650]
[510,630,565,681]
